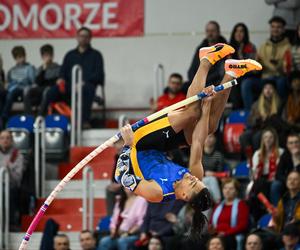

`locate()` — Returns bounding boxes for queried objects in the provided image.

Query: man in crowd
[186,21,227,90]
[1,46,35,126]
[245,233,263,250]
[79,230,96,250]
[151,73,185,112]
[0,129,24,230]
[257,16,291,99]
[25,44,60,115]
[54,234,71,250]
[280,223,300,250]
[43,27,105,128]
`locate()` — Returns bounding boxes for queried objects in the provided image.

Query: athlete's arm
[189,98,212,180]
[134,180,164,203]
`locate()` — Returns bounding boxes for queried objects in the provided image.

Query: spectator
[251,128,284,206]
[0,53,5,129]
[165,204,200,250]
[135,200,184,249]
[1,46,35,125]
[24,44,60,115]
[229,23,259,110]
[210,178,249,250]
[0,130,24,229]
[98,188,147,250]
[202,133,224,203]
[282,71,300,131]
[105,140,123,216]
[80,230,96,250]
[54,234,71,250]
[44,27,105,128]
[206,236,226,250]
[148,236,164,250]
[245,233,263,250]
[239,81,281,153]
[257,16,291,99]
[273,171,300,232]
[151,73,185,112]
[274,133,300,201]
[186,21,227,91]
[265,0,300,42]
[290,23,300,72]
[280,223,300,250]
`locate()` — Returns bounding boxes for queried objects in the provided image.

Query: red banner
[0,0,144,39]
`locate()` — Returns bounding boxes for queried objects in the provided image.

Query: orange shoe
[225,59,262,78]
[199,43,235,65]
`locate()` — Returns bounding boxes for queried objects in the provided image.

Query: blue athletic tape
[214,85,225,92]
[131,120,146,131]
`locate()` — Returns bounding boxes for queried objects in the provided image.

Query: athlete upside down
[114,43,262,236]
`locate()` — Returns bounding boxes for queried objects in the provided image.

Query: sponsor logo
[162,130,170,139]
[229,64,247,69]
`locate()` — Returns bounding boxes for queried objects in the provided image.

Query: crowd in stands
[0,27,105,130]
[1,1,300,250]
[97,12,300,250]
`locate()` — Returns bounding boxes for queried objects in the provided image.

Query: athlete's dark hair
[188,187,212,238]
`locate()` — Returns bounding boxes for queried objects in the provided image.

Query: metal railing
[153,64,165,101]
[0,168,9,250]
[71,65,83,147]
[34,116,46,198]
[118,114,129,128]
[82,166,94,231]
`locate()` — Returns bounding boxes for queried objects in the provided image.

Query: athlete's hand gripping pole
[18,79,238,250]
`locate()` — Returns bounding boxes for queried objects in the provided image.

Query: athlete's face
[174,173,203,201]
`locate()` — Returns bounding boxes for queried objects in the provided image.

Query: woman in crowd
[282,71,300,132]
[209,178,249,250]
[239,81,282,154]
[229,23,259,110]
[98,188,148,250]
[249,128,284,220]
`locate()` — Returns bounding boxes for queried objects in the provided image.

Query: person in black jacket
[273,133,300,205]
[185,21,227,92]
[24,44,60,115]
[43,27,105,127]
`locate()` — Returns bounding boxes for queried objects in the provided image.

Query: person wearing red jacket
[151,73,186,112]
[209,178,249,250]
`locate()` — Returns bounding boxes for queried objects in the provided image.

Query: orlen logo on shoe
[229,64,247,69]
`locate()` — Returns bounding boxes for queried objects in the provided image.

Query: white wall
[0,0,273,108]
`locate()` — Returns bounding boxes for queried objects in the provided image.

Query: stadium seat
[223,110,249,154]
[44,115,69,159]
[6,115,34,153]
[97,215,111,233]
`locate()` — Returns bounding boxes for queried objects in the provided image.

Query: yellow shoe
[199,43,235,65]
[225,59,262,78]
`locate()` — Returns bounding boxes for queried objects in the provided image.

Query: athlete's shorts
[133,114,188,152]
